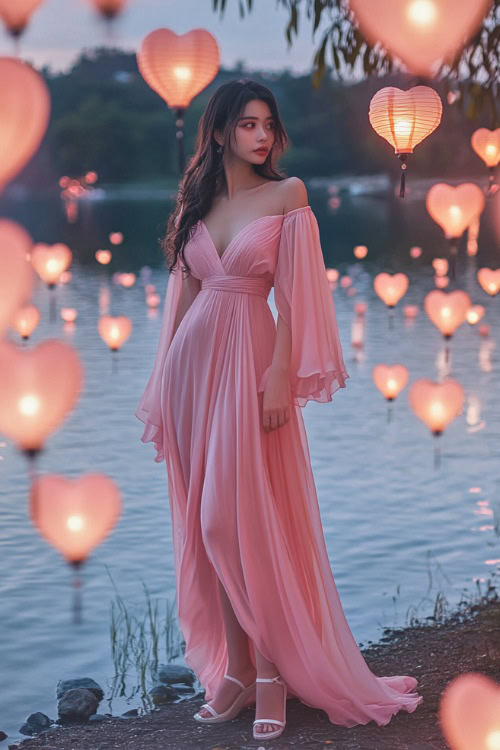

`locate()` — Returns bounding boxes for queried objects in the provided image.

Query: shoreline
[6,592,500,750]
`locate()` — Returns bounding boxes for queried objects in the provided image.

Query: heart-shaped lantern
[98,315,132,351]
[408,378,464,435]
[0,219,34,337]
[0,57,50,191]
[477,268,500,297]
[349,0,492,77]
[30,473,122,565]
[0,338,83,453]
[369,86,442,197]
[0,0,44,37]
[424,289,471,338]
[426,183,486,239]
[471,128,500,168]
[372,364,409,401]
[10,303,40,339]
[137,28,220,109]
[374,272,409,308]
[439,672,500,750]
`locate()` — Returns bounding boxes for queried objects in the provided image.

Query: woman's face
[226,98,276,164]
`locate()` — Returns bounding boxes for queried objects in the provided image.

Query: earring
[217,145,222,153]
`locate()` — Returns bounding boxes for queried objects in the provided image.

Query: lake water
[1,180,499,741]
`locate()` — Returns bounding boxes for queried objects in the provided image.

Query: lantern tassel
[398,154,408,198]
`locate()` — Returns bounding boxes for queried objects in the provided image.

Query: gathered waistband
[201,275,272,299]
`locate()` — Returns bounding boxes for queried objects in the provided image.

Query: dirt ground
[7,595,500,750]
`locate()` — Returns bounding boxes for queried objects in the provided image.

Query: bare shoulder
[278,176,309,214]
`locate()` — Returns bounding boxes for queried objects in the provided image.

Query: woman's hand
[262,367,291,433]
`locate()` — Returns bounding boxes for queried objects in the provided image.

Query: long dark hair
[162,77,290,276]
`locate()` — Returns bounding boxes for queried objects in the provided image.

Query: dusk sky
[3,0,334,76]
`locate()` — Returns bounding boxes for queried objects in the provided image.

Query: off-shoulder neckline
[198,205,312,263]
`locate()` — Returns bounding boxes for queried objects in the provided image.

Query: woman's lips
[254,148,268,154]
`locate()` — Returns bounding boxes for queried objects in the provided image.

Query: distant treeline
[15,47,489,190]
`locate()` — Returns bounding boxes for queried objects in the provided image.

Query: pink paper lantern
[424,289,471,338]
[373,364,409,401]
[374,272,409,308]
[439,672,500,750]
[408,378,464,435]
[0,221,34,336]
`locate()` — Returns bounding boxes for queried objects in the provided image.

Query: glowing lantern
[340,276,352,288]
[85,171,98,184]
[31,243,72,286]
[10,303,40,340]
[109,231,123,245]
[433,258,448,276]
[61,308,77,323]
[0,223,34,336]
[349,0,492,77]
[88,0,127,20]
[471,128,500,193]
[354,302,367,316]
[435,275,450,289]
[0,58,50,191]
[410,246,422,258]
[96,250,112,264]
[404,305,419,319]
[326,268,339,285]
[426,182,486,278]
[0,339,83,456]
[146,293,161,309]
[30,472,121,623]
[137,28,218,172]
[373,364,409,411]
[369,86,442,197]
[477,268,500,296]
[409,378,464,434]
[374,272,409,308]
[354,245,368,259]
[145,283,156,295]
[119,273,136,288]
[424,289,471,338]
[98,315,131,351]
[0,0,44,37]
[439,672,500,750]
[466,305,485,325]
[479,324,490,337]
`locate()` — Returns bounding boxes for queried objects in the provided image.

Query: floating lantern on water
[477,268,500,297]
[0,339,83,464]
[404,304,419,319]
[326,268,339,287]
[146,292,161,309]
[84,171,98,184]
[354,302,367,316]
[425,182,485,280]
[424,289,471,364]
[439,672,500,750]
[30,472,122,623]
[0,0,44,39]
[373,363,409,422]
[98,315,131,373]
[471,128,500,194]
[137,28,220,173]
[433,258,449,276]
[340,275,352,289]
[119,272,136,288]
[0,58,50,191]
[61,308,77,323]
[410,246,422,259]
[369,86,442,197]
[374,272,409,329]
[350,0,491,76]
[31,243,72,322]
[354,245,368,259]
[466,305,485,326]
[10,303,40,340]
[109,231,123,245]
[435,275,450,289]
[96,250,112,264]
[408,377,464,468]
[0,225,34,336]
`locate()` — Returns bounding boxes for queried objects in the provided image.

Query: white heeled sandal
[193,673,256,723]
[253,674,287,740]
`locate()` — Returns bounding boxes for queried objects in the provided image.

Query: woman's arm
[262,178,309,432]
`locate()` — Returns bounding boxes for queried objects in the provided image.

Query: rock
[0,732,7,742]
[18,725,34,737]
[22,713,51,735]
[56,677,104,702]
[8,744,20,750]
[57,687,99,721]
[88,714,107,722]
[148,684,177,705]
[121,708,139,717]
[153,664,195,686]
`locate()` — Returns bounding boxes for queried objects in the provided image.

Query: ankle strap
[256,675,283,684]
[223,674,246,690]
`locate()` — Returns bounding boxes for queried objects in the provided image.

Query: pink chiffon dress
[135,204,424,727]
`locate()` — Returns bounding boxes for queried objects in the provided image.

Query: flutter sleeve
[258,205,349,407]
[135,261,183,462]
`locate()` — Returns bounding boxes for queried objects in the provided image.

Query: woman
[136,78,423,741]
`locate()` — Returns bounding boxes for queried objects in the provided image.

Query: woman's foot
[197,665,256,719]
[254,674,286,736]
